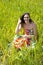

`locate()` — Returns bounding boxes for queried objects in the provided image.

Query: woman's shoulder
[32,22,37,27]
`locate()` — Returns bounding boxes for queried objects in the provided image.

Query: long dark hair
[20,13,33,27]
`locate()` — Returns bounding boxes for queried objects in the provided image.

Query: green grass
[0,0,43,65]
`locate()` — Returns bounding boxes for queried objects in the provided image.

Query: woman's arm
[15,19,22,34]
[33,23,37,40]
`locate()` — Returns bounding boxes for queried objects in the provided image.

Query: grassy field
[0,0,43,65]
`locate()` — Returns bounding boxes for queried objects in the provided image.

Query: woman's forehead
[24,14,29,17]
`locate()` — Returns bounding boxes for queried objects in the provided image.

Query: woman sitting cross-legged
[13,12,37,49]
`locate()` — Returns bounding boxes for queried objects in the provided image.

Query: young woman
[13,13,37,49]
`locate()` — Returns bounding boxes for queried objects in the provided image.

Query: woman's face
[24,14,30,24]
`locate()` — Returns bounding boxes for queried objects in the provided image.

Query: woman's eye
[24,17,29,18]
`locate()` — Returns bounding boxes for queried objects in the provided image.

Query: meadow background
[0,0,43,65]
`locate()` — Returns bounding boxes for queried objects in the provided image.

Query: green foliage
[0,0,43,65]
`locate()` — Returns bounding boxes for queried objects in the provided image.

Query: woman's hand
[18,18,21,25]
[22,34,34,39]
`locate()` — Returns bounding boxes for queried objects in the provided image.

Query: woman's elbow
[15,29,19,34]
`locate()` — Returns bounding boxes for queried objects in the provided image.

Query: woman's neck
[25,21,30,25]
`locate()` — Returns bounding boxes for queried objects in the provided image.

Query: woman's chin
[25,21,28,24]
